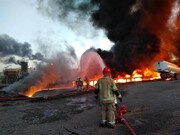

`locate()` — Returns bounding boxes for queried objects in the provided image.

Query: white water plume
[78,48,105,79]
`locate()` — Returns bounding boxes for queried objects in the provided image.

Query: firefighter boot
[106,122,115,129]
[100,122,107,128]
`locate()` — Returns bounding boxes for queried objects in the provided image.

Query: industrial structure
[2,68,20,84]
[1,61,29,84]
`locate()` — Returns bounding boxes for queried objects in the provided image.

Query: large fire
[116,68,160,82]
[89,68,160,86]
[24,68,160,98]
[24,68,160,97]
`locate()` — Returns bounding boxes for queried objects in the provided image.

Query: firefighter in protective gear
[94,67,122,128]
[84,76,89,90]
[75,77,83,91]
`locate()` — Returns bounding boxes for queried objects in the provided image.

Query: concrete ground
[0,80,180,135]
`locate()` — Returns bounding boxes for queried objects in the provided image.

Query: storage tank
[154,61,180,80]
[3,68,20,84]
[20,61,28,73]
[19,61,29,78]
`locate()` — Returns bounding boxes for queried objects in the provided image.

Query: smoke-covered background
[91,0,180,75]
[0,0,112,70]
[2,0,180,75]
[36,0,180,75]
[1,0,180,94]
[0,34,45,64]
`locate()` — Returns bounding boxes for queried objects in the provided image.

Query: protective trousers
[100,103,116,125]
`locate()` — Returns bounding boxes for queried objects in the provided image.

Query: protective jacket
[95,76,121,103]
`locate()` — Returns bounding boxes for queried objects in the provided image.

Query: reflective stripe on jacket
[95,76,118,103]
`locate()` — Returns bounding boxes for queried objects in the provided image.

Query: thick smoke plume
[36,0,103,40]
[91,0,180,74]
[37,0,94,30]
[2,48,78,96]
[37,0,95,17]
[2,48,105,96]
[37,0,180,75]
[3,56,20,65]
[0,34,45,64]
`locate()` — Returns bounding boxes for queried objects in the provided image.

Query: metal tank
[154,61,180,80]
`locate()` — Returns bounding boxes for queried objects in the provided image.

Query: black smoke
[3,56,20,65]
[97,32,160,74]
[37,0,95,28]
[36,0,102,39]
[37,0,94,16]
[36,0,180,75]
[90,0,180,75]
[0,34,45,64]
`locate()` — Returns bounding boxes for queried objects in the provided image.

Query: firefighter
[84,76,89,90]
[94,67,122,128]
[75,77,83,91]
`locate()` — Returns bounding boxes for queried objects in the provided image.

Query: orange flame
[89,68,160,86]
[24,63,59,97]
[24,66,160,97]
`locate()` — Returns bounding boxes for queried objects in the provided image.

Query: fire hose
[116,104,137,135]
[0,88,94,101]
[0,97,31,101]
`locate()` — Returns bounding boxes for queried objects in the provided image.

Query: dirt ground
[0,80,180,135]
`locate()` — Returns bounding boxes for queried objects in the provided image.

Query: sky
[0,0,113,71]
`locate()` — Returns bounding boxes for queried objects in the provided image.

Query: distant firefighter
[75,77,83,91]
[84,76,89,90]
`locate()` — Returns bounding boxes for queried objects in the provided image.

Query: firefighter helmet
[103,67,111,75]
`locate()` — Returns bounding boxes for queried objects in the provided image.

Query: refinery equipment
[2,61,29,84]
[3,68,20,84]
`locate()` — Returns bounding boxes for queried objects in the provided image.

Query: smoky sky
[37,0,94,27]
[91,0,180,74]
[3,56,20,65]
[36,0,101,38]
[37,0,180,75]
[37,0,94,16]
[0,34,45,64]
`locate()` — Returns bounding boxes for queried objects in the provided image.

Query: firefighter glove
[118,94,123,102]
